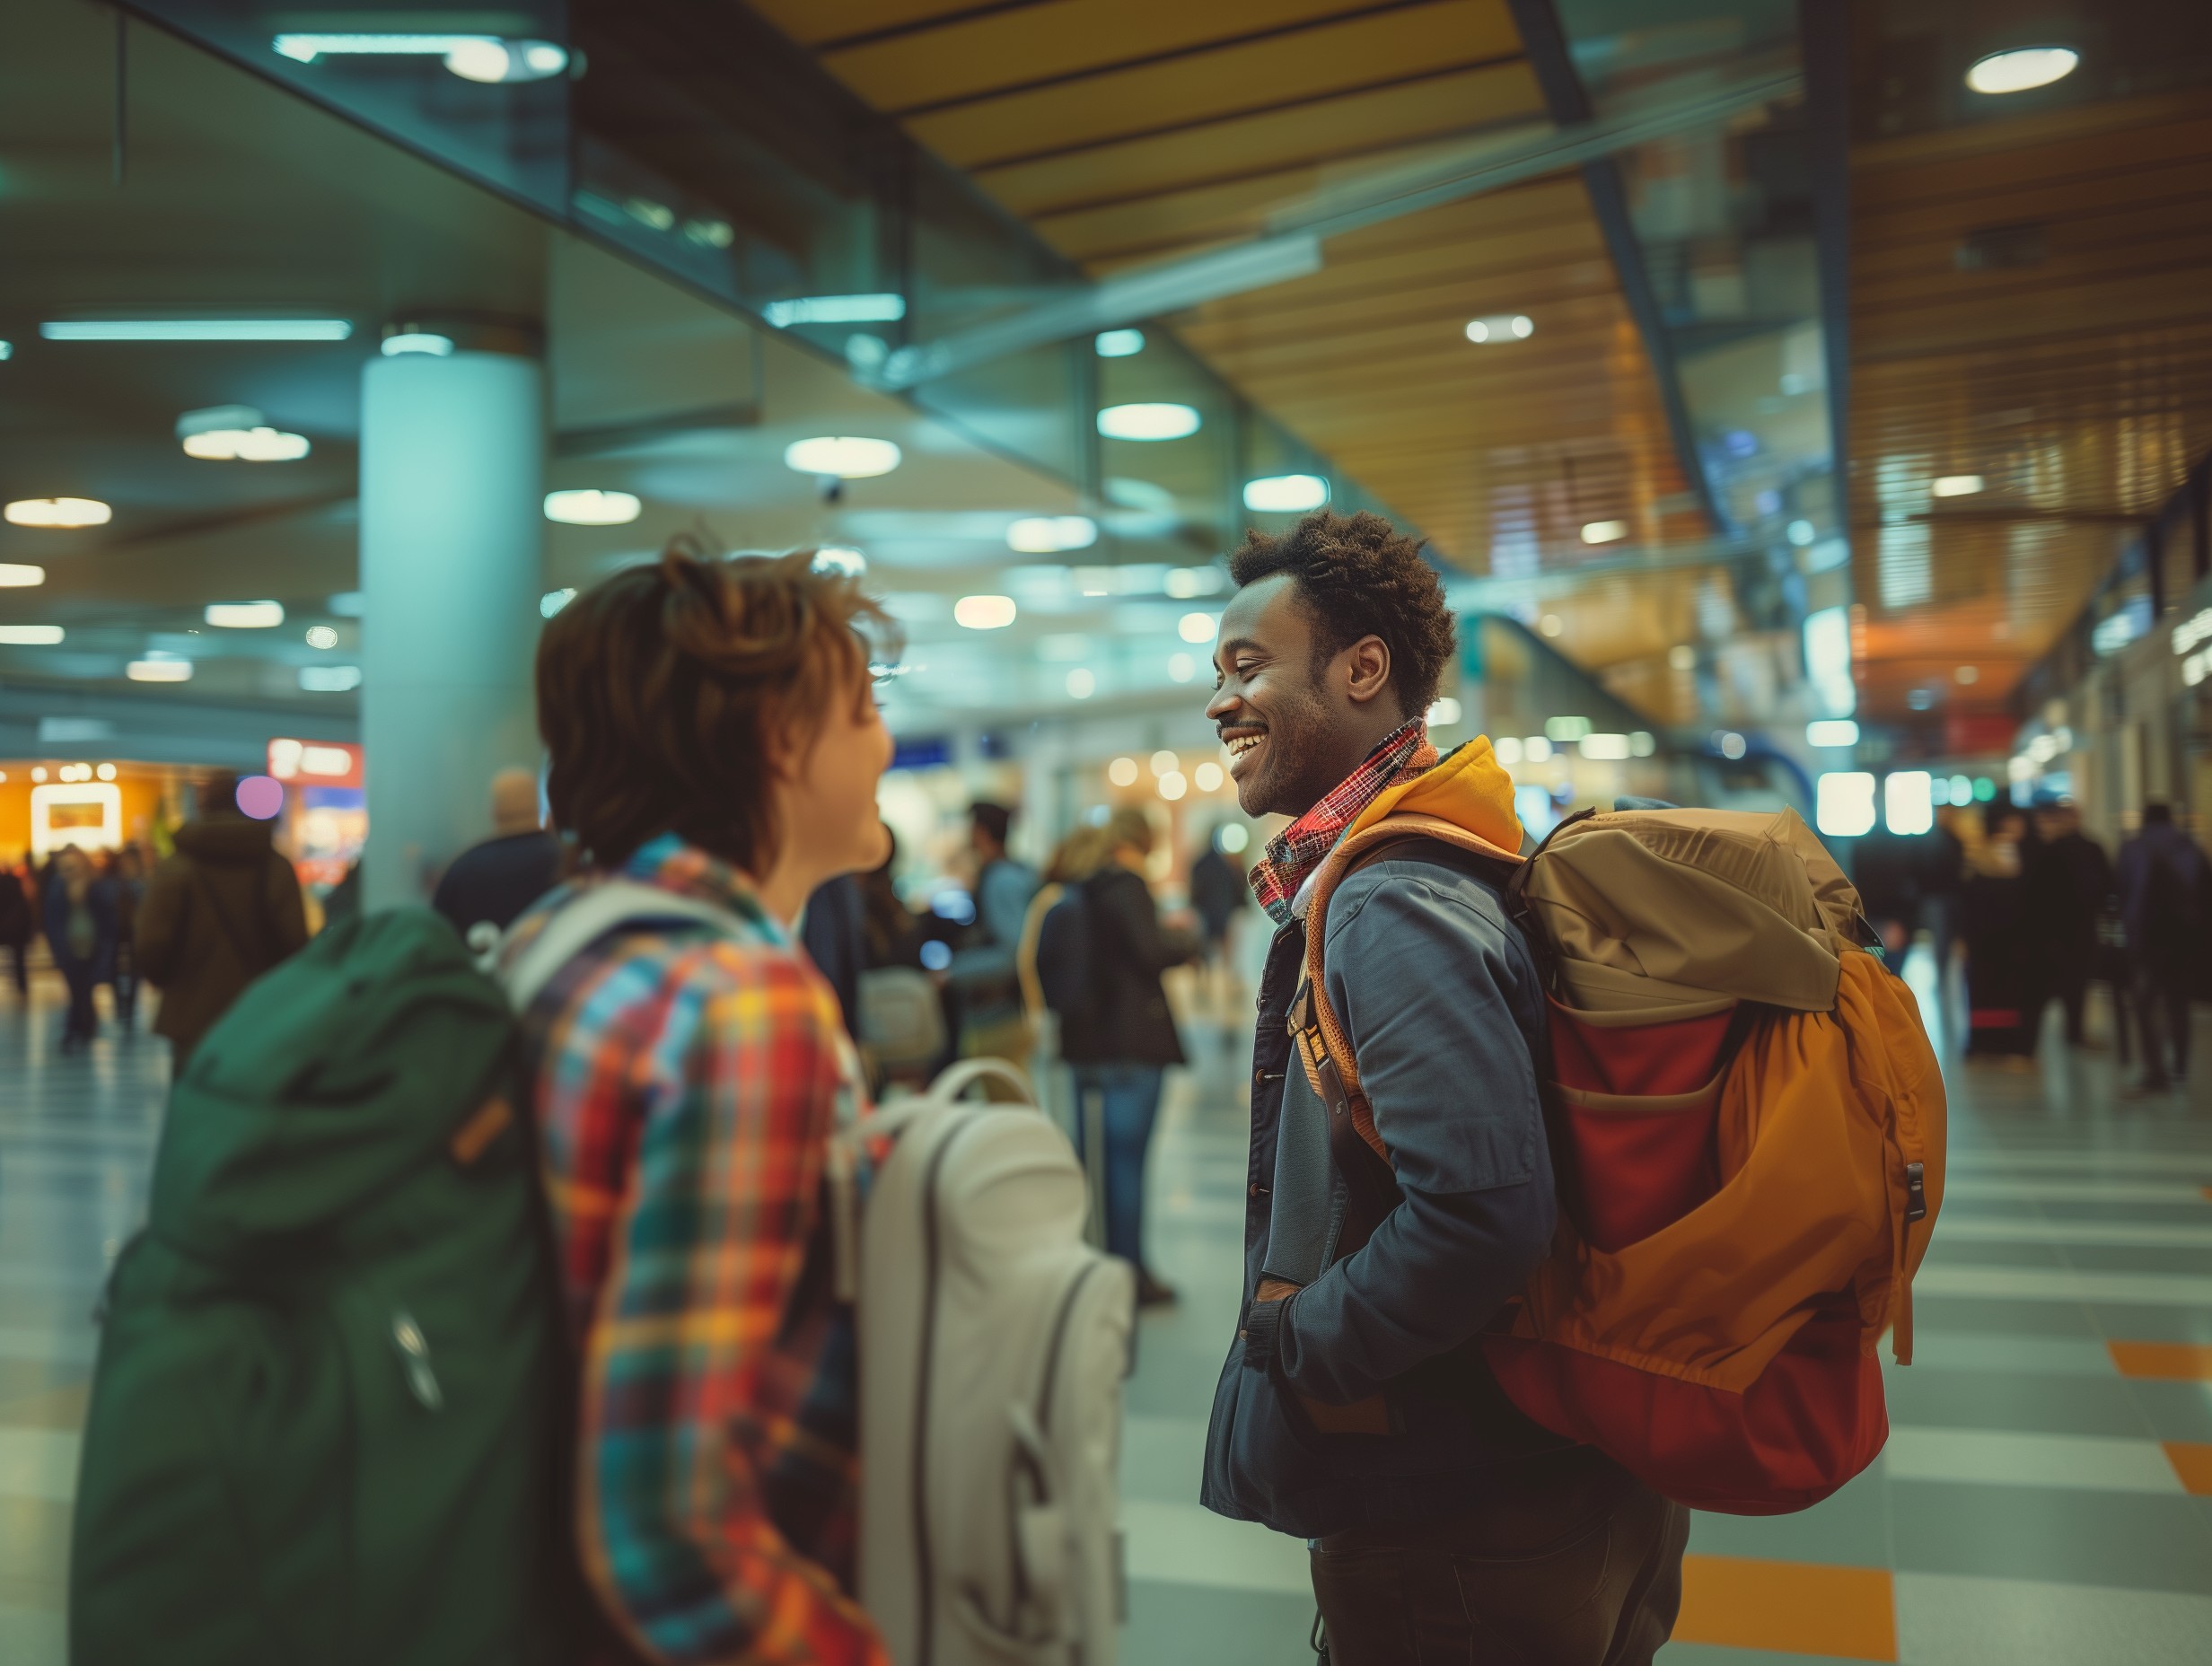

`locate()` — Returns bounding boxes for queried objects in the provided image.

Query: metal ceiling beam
[873,56,1802,391]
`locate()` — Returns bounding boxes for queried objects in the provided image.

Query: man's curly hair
[1227,509,1454,719]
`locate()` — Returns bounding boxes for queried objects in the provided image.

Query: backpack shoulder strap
[498,881,741,1012]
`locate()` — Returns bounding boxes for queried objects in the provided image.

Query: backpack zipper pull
[391,1309,443,1410]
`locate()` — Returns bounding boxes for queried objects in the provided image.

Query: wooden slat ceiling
[746,0,1697,574]
[1848,88,2212,722]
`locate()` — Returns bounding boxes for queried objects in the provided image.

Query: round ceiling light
[1966,47,2078,94]
[784,435,902,478]
[1097,403,1201,442]
[954,594,1017,630]
[206,600,285,628]
[1006,515,1098,554]
[304,625,339,649]
[1242,474,1330,513]
[544,488,641,525]
[5,497,110,528]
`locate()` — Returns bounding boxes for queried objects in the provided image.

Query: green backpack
[69,908,572,1666]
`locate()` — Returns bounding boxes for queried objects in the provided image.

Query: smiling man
[1200,511,1686,1665]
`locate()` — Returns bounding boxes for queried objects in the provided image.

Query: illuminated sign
[31,783,121,855]
[268,737,363,788]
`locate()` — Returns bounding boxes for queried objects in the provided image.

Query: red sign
[268,737,364,789]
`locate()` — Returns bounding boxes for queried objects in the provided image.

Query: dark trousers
[3,942,25,999]
[58,962,99,1045]
[1312,1469,1689,1666]
[1070,1063,1165,1267]
[2134,968,2192,1086]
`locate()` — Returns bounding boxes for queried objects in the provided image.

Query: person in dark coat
[42,845,118,1051]
[0,860,31,1003]
[431,767,566,947]
[1059,805,1200,1303]
[799,872,867,1039]
[1963,806,2041,1060]
[2032,802,2112,1048]
[2115,801,2208,1091]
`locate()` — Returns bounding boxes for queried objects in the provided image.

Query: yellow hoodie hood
[1338,735,1525,858]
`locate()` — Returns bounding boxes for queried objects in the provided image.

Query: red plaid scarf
[1250,719,1437,924]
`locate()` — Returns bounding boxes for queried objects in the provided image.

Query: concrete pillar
[359,346,544,912]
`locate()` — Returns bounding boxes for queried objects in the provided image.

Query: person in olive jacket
[136,773,309,1074]
[1058,804,1200,1305]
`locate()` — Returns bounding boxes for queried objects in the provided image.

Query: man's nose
[1205,684,1238,721]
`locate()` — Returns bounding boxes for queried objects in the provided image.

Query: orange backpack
[1294,742,1946,1514]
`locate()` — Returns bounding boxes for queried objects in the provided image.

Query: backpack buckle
[1903,1160,1927,1224]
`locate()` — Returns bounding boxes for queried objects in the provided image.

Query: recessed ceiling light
[0,564,45,586]
[0,625,65,644]
[544,488,641,525]
[127,658,192,682]
[1932,474,1985,496]
[1097,403,1201,442]
[5,497,110,528]
[1242,474,1330,513]
[381,330,454,356]
[41,319,353,341]
[812,547,867,576]
[206,601,285,628]
[1581,520,1628,544]
[1006,515,1098,554]
[1094,329,1146,357]
[304,625,338,649]
[784,436,902,478]
[178,406,310,461]
[1465,314,1534,343]
[272,33,567,83]
[300,665,364,692]
[760,294,906,328]
[1966,47,2078,95]
[954,595,1017,630]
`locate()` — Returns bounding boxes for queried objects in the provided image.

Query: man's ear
[1341,634,1391,707]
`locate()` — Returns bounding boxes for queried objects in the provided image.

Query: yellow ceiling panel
[744,0,984,48]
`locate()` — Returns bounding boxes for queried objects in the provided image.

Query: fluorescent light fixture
[544,488,641,525]
[41,319,352,341]
[1966,47,2078,94]
[812,547,867,576]
[1816,771,1878,837]
[1006,515,1097,554]
[1178,611,1218,644]
[1464,314,1534,343]
[1580,732,1631,760]
[760,294,906,329]
[1931,474,1985,496]
[1427,697,1463,727]
[1097,403,1201,442]
[304,625,339,649]
[5,497,110,528]
[206,601,285,629]
[381,330,453,356]
[272,33,566,83]
[178,407,309,461]
[1581,520,1628,545]
[1803,605,1855,715]
[0,564,45,586]
[1066,668,1095,699]
[127,658,192,682]
[1167,652,1197,682]
[1243,474,1330,513]
[1094,329,1146,357]
[1884,771,1935,837]
[540,589,577,618]
[300,664,364,692]
[954,594,1017,630]
[0,626,66,644]
[1806,719,1861,748]
[784,436,901,478]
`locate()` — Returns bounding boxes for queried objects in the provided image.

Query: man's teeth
[1226,734,1263,758]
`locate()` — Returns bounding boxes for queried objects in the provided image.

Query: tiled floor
[7,950,2212,1662]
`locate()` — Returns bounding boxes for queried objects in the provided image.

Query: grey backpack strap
[497,881,740,1012]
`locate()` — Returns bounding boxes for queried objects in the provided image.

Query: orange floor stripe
[2108,1341,2212,1381]
[2164,1442,2212,1495]
[1674,1555,1895,1662]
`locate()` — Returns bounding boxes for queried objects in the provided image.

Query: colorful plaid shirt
[505,835,884,1666]
[1249,719,1438,924]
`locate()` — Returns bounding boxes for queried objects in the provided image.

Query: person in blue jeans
[1060,805,1199,1305]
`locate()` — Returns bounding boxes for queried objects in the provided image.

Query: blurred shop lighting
[40,318,352,342]
[1242,474,1330,513]
[1884,772,1935,837]
[1195,761,1224,792]
[784,436,901,478]
[0,626,66,644]
[812,548,867,576]
[1427,697,1462,727]
[1931,474,1985,496]
[1579,733,1631,760]
[1167,653,1197,682]
[1158,771,1188,802]
[300,665,364,693]
[762,294,906,329]
[1165,568,1224,599]
[0,340,11,358]
[1108,757,1140,786]
[1523,736,1555,762]
[381,330,454,356]
[1094,329,1146,358]
[1787,520,1816,547]
[234,776,285,820]
[1150,750,1180,776]
[1630,732,1655,757]
[0,564,45,586]
[1097,403,1201,442]
[1806,719,1861,748]
[1716,731,1749,760]
[1065,669,1095,699]
[96,764,117,781]
[1667,644,1698,671]
[1580,521,1628,545]
[1803,606,1856,715]
[1539,614,1564,637]
[5,496,110,528]
[1546,715,1592,742]
[1220,825,1250,855]
[206,601,285,628]
[1953,664,1980,685]
[540,589,577,618]
[1815,772,1878,838]
[304,626,339,649]
[954,595,1017,630]
[1464,315,1534,343]
[127,656,191,682]
[1494,736,1523,764]
[1178,612,1219,644]
[1006,515,1097,554]
[544,489,641,526]
[178,406,310,461]
[1966,47,2078,94]
[272,34,568,83]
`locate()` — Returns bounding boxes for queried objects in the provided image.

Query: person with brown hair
[502,535,895,1664]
